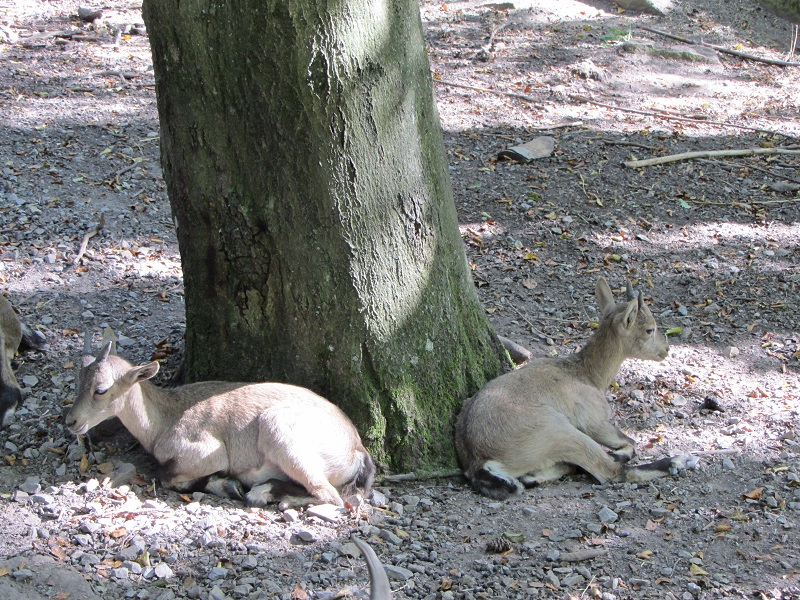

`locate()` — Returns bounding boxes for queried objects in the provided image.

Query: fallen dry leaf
[743,487,764,500]
[290,583,308,600]
[97,461,115,474]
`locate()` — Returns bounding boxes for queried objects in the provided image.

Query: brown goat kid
[66,337,375,507]
[455,278,697,500]
[1,294,46,428]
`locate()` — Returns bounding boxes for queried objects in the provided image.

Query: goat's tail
[342,450,376,499]
[468,462,524,500]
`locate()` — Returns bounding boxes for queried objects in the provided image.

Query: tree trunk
[141,0,507,471]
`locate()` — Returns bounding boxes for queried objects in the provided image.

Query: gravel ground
[1,1,800,599]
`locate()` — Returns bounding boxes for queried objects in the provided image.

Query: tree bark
[141,0,507,471]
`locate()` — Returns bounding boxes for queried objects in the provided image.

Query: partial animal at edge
[352,536,391,599]
[455,277,698,500]
[1,293,46,428]
[65,332,375,508]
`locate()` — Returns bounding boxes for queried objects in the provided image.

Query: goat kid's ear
[121,361,160,386]
[595,277,615,314]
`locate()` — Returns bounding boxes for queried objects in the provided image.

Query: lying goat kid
[1,294,46,428]
[66,337,375,507]
[456,277,697,499]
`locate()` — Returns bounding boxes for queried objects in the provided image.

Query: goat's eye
[646,328,654,335]
[95,387,109,396]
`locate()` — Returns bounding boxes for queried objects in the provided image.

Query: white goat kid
[66,337,375,507]
[455,277,697,499]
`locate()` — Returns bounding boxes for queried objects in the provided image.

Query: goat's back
[161,381,370,487]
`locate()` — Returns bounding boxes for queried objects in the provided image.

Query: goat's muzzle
[65,414,89,435]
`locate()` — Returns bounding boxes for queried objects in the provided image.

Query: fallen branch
[641,26,800,68]
[22,29,83,42]
[380,468,462,483]
[74,213,106,265]
[570,94,795,139]
[436,79,795,139]
[624,147,800,168]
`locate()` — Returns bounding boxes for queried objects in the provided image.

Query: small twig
[507,303,551,340]
[435,78,544,106]
[487,20,511,49]
[691,449,739,457]
[601,139,658,151]
[640,26,800,68]
[529,120,584,131]
[73,213,106,264]
[697,158,800,185]
[110,161,145,181]
[682,198,785,208]
[93,70,139,80]
[624,147,800,169]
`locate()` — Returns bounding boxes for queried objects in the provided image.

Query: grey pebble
[384,564,414,581]
[597,506,618,523]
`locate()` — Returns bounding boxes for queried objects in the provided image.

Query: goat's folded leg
[162,470,246,501]
[527,425,628,484]
[244,479,323,508]
[519,463,575,487]
[581,420,637,463]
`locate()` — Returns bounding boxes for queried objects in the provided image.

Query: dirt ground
[1,0,800,598]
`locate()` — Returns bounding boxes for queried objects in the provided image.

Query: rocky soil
[1,0,800,599]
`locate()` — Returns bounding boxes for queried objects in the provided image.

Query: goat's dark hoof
[205,476,245,500]
[222,480,245,500]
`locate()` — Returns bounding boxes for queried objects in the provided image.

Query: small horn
[625,281,639,300]
[83,329,93,356]
[101,327,118,356]
[97,341,112,363]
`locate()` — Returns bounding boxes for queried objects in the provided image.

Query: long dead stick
[436,79,796,139]
[641,26,800,68]
[624,147,800,168]
[74,213,106,264]
[569,94,794,139]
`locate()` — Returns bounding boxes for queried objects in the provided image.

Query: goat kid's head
[65,335,160,436]
[595,277,669,362]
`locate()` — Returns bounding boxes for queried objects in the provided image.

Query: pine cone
[486,536,513,554]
